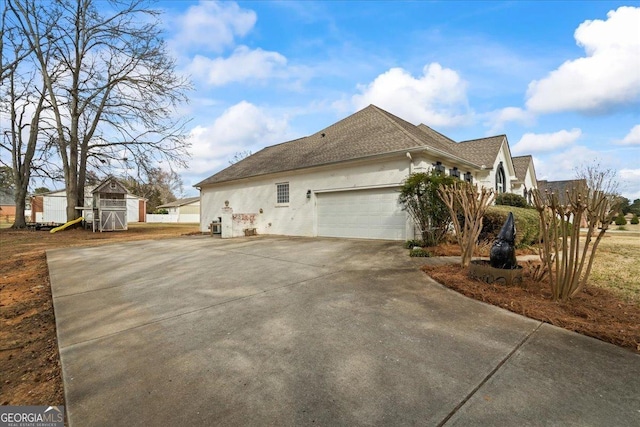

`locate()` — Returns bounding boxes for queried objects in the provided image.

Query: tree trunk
[12,187,28,228]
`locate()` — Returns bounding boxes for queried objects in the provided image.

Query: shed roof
[93,176,128,194]
[195,105,487,187]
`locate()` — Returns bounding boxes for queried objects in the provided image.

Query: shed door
[101,211,127,231]
[316,188,406,240]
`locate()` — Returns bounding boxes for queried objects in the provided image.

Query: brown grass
[0,223,200,405]
[588,235,640,304]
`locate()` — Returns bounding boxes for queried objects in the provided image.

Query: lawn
[589,234,640,304]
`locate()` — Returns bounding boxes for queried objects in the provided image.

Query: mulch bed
[422,263,640,353]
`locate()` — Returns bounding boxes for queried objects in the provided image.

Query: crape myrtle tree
[8,0,191,222]
[398,170,457,247]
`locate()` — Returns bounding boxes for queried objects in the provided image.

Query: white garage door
[317,188,406,240]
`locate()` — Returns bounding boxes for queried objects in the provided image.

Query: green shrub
[631,214,639,225]
[154,208,169,214]
[614,212,627,226]
[617,226,627,231]
[399,171,457,247]
[409,247,432,257]
[495,192,529,208]
[480,205,540,248]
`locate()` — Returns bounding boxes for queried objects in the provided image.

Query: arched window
[495,162,506,194]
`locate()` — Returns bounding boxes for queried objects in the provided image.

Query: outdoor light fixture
[306,190,311,199]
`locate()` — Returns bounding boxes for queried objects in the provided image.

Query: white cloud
[189,46,287,86]
[484,107,535,134]
[185,101,290,175]
[616,124,640,145]
[351,63,471,126]
[526,6,640,114]
[171,1,256,54]
[533,145,606,182]
[619,168,640,199]
[513,128,582,155]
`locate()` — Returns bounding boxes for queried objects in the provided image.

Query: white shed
[32,185,146,224]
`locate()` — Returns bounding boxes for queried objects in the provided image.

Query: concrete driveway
[47,236,639,426]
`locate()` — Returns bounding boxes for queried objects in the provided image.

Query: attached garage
[316,188,407,240]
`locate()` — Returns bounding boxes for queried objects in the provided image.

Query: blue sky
[157,1,639,199]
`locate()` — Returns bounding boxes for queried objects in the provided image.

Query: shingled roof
[454,135,506,169]
[157,196,200,209]
[196,105,499,187]
[537,179,588,204]
[512,155,534,182]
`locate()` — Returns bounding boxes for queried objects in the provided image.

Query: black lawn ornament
[489,212,518,270]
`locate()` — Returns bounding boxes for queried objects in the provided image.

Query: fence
[146,213,200,224]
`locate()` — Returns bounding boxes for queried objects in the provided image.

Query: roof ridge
[369,105,428,148]
[417,123,457,144]
[459,134,506,144]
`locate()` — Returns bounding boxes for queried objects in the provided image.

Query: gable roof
[454,135,506,169]
[93,176,127,194]
[537,179,588,204]
[195,105,514,187]
[512,155,534,182]
[157,196,200,209]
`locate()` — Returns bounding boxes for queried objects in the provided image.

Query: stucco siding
[200,156,411,235]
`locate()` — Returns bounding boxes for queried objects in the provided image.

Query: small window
[464,172,473,184]
[276,182,289,204]
[449,167,460,179]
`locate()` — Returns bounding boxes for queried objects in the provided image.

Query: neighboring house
[0,188,17,221]
[150,197,200,223]
[537,179,589,227]
[196,104,539,241]
[512,155,538,204]
[536,179,589,205]
[31,179,147,224]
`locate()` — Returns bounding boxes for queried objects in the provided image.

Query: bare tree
[0,1,54,228]
[438,182,494,267]
[532,183,620,302]
[9,0,191,222]
[574,161,619,196]
[228,150,252,165]
[122,167,183,213]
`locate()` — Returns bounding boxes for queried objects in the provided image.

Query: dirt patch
[0,224,200,406]
[422,263,640,353]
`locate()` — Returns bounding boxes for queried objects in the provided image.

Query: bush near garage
[631,214,639,225]
[495,192,530,208]
[480,205,540,248]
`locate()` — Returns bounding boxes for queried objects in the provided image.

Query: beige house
[153,197,200,223]
[196,104,539,240]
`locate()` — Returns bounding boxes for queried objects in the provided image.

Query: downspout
[406,152,413,174]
